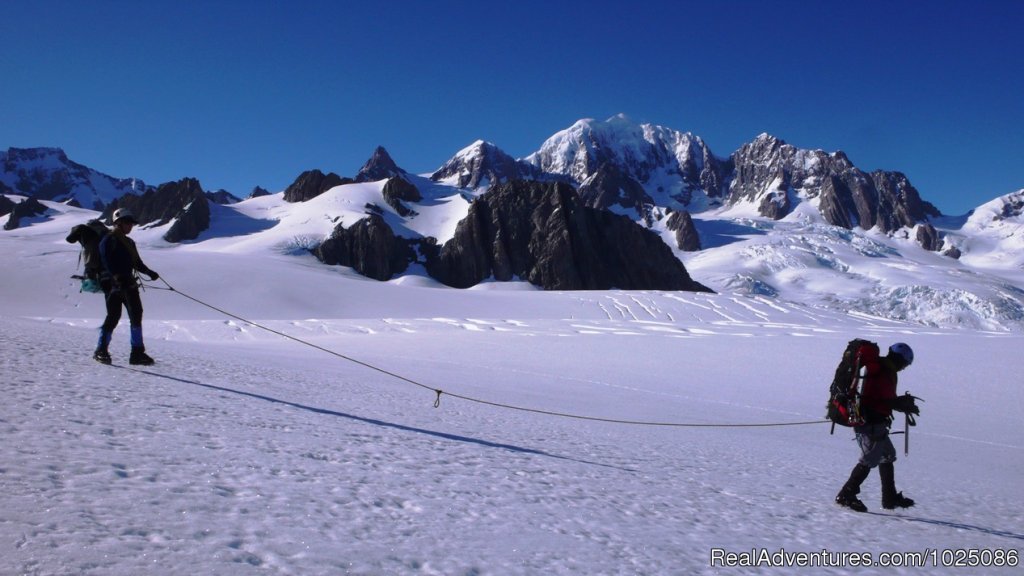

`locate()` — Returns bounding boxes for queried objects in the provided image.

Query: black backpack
[827,339,879,431]
[66,219,109,292]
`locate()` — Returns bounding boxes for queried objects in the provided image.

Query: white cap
[112,208,139,224]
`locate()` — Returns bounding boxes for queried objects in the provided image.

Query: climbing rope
[148,278,830,429]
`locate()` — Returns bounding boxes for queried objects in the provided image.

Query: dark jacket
[100,229,155,285]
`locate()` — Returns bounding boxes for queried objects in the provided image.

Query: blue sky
[2,0,1021,215]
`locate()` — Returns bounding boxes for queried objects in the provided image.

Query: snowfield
[2,199,1022,575]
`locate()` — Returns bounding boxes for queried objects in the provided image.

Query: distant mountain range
[2,116,1023,329]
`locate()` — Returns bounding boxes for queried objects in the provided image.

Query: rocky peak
[355,146,406,183]
[431,140,540,189]
[104,177,210,243]
[283,169,351,203]
[728,137,938,239]
[248,186,271,199]
[206,189,241,205]
[425,180,711,291]
[524,115,726,209]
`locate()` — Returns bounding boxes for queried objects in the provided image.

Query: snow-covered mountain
[0,147,148,210]
[3,118,1023,330]
[523,114,725,210]
[944,189,1024,269]
[430,140,542,189]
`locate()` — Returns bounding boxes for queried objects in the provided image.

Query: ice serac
[430,140,542,189]
[0,147,148,210]
[425,180,712,292]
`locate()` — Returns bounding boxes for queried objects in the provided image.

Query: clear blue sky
[2,0,1021,215]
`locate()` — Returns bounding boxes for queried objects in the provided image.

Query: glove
[891,395,920,415]
[146,270,160,281]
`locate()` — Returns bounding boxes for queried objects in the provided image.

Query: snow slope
[2,202,1022,574]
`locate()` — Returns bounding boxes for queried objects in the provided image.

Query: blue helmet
[889,343,914,366]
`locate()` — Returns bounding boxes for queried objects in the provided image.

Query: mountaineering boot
[129,346,155,366]
[835,463,871,512]
[879,462,915,509]
[94,329,112,364]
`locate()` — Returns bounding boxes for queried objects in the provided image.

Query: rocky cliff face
[577,163,653,213]
[105,177,210,243]
[312,213,415,281]
[381,176,422,217]
[283,170,351,203]
[727,134,940,233]
[665,210,701,251]
[3,197,48,230]
[425,180,711,291]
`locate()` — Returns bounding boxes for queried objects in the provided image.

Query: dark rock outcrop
[577,163,653,214]
[0,194,15,217]
[3,197,48,230]
[425,180,711,291]
[665,210,702,251]
[381,177,422,217]
[206,189,241,205]
[313,213,415,281]
[105,178,210,243]
[915,223,941,252]
[870,171,940,231]
[249,186,271,199]
[283,170,351,203]
[355,146,406,183]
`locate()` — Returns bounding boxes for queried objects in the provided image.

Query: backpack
[826,339,879,431]
[66,219,110,292]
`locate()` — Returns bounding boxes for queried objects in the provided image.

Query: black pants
[102,286,144,336]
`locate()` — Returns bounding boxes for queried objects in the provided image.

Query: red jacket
[860,356,899,423]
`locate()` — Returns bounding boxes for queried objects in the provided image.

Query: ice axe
[901,392,923,455]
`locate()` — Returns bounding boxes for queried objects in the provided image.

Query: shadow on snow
[124,365,637,473]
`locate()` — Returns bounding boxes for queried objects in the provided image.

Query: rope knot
[433,389,443,408]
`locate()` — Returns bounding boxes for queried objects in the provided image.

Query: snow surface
[2,200,1022,575]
